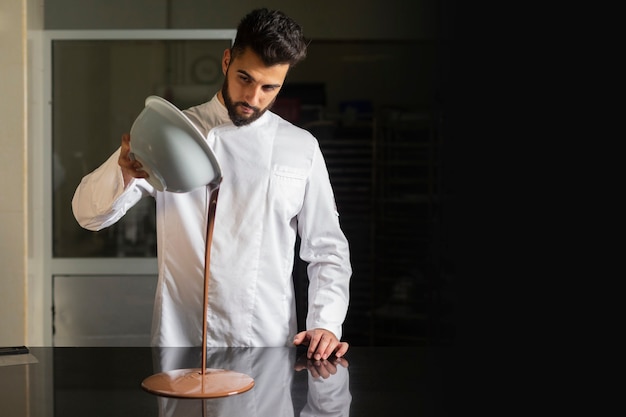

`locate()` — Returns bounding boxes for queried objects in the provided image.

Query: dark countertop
[0,346,454,417]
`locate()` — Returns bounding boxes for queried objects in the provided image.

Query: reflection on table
[151,347,351,417]
[0,346,450,416]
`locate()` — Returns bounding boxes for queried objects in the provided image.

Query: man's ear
[222,49,231,75]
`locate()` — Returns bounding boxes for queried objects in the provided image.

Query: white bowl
[129,95,222,193]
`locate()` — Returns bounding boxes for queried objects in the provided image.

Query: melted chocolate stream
[201,185,220,374]
[141,181,254,398]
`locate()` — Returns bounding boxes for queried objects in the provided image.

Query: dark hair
[231,8,308,67]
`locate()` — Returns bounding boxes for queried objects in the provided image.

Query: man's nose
[244,85,262,107]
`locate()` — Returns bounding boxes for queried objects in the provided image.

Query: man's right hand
[118,133,149,187]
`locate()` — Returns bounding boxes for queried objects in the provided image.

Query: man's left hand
[293,328,349,360]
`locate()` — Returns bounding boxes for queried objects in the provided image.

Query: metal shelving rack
[297,106,451,346]
[369,107,444,345]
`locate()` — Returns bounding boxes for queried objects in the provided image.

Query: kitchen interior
[32,0,456,348]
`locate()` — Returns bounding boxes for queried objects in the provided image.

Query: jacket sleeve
[72,148,153,231]
[297,144,352,340]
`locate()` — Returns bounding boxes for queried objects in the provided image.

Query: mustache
[235,102,260,112]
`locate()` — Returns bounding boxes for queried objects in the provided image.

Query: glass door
[40,30,235,345]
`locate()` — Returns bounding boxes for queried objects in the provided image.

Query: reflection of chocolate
[142,185,255,398]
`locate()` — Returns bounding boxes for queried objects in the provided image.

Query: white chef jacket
[72,94,352,347]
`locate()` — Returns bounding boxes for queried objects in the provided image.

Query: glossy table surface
[0,346,454,417]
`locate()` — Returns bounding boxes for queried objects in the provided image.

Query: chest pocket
[271,165,307,218]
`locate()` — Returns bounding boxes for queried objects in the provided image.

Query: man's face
[220,47,290,126]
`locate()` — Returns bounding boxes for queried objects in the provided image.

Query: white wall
[0,0,46,346]
[0,0,28,345]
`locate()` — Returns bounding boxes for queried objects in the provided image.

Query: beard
[221,74,275,127]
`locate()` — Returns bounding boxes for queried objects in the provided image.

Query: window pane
[53,274,157,346]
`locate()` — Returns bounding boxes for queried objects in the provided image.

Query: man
[72,8,352,361]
